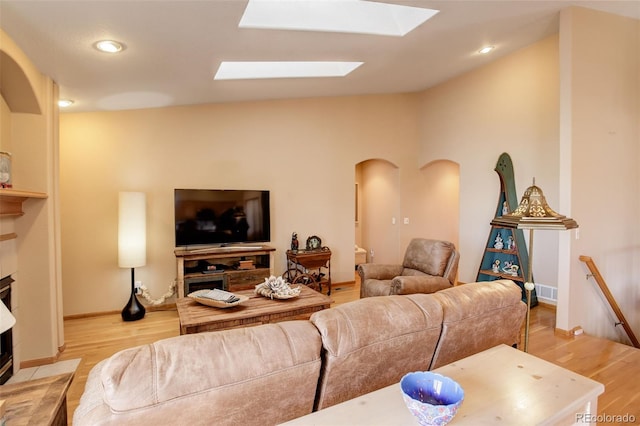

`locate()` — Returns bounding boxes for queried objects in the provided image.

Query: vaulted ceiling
[1,1,638,112]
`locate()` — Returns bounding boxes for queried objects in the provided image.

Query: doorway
[355,159,460,266]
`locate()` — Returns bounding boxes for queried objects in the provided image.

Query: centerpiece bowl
[255,275,301,299]
[399,371,464,426]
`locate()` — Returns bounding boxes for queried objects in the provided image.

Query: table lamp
[119,192,146,321]
[0,300,15,334]
[491,179,578,352]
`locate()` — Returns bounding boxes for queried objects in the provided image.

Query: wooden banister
[579,255,639,348]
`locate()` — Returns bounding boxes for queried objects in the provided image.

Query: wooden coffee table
[176,285,333,335]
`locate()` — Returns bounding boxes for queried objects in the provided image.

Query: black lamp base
[121,291,145,321]
[121,268,145,321]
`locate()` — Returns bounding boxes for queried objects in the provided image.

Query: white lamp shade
[118,192,147,268]
[0,300,16,334]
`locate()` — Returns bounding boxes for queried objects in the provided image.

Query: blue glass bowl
[400,372,464,426]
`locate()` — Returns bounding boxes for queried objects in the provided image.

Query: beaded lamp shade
[491,181,578,231]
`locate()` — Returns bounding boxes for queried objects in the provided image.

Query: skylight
[214,61,363,80]
[239,0,439,37]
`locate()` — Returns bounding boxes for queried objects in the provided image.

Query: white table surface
[280,344,604,426]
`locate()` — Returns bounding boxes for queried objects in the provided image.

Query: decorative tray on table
[188,289,248,308]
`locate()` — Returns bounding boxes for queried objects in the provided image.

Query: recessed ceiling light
[239,0,438,37]
[214,61,363,80]
[58,99,74,108]
[478,46,495,54]
[94,40,125,53]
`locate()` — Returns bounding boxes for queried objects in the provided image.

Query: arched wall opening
[355,159,400,265]
[355,158,460,270]
[416,160,460,249]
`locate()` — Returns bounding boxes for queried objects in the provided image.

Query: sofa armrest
[443,249,460,285]
[392,275,453,295]
[358,264,404,298]
[357,264,403,282]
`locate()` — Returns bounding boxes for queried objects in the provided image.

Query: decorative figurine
[492,260,500,273]
[502,201,509,216]
[493,234,504,250]
[510,264,519,277]
[506,235,514,251]
[501,261,519,276]
[290,232,299,251]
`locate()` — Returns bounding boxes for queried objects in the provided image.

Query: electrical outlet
[403,217,409,225]
[134,281,142,294]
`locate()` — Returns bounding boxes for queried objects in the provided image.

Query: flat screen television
[174,189,270,247]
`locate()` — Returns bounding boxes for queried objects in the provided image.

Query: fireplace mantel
[0,188,47,218]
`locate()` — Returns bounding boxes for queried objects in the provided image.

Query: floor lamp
[491,180,578,352]
[119,192,146,322]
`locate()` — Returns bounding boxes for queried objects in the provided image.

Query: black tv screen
[174,189,270,247]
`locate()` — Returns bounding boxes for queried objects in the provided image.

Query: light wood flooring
[58,281,640,424]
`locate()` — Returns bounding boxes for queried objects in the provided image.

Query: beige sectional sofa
[74,279,526,426]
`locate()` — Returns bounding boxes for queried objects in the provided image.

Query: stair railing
[579,255,639,348]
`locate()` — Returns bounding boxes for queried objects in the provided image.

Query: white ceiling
[1,1,638,113]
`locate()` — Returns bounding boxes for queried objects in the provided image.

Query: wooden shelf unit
[175,245,276,298]
[476,153,536,306]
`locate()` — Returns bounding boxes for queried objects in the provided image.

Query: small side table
[0,373,74,425]
[285,248,332,295]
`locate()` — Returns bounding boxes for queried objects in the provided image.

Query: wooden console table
[175,245,276,298]
[285,248,332,295]
[0,373,74,425]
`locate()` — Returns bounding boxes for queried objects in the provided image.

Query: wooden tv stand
[175,245,276,298]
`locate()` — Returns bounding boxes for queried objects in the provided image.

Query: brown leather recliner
[358,238,459,298]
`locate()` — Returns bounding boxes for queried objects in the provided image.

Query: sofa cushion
[403,239,455,277]
[429,280,526,369]
[310,294,443,410]
[77,321,322,426]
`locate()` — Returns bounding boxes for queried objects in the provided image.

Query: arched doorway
[355,159,401,264]
[355,158,460,267]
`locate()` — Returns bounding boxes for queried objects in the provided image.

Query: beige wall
[0,98,11,151]
[0,29,62,365]
[562,7,639,342]
[61,94,462,315]
[418,34,561,286]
